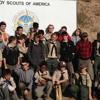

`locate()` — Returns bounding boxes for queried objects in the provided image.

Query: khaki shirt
[17,43,27,58]
[52,70,68,82]
[34,70,51,81]
[75,71,92,87]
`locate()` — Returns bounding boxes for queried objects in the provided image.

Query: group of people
[0,21,100,100]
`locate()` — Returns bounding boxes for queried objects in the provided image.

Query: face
[48,25,54,33]
[34,37,39,43]
[17,28,23,35]
[75,30,80,36]
[51,34,58,42]
[60,67,66,71]
[4,74,11,80]
[0,25,6,32]
[80,67,87,73]
[82,36,88,41]
[34,28,38,32]
[12,39,17,45]
[61,28,67,33]
[40,65,47,73]
[39,34,44,39]
[22,62,29,70]
[63,35,68,41]
[21,39,25,44]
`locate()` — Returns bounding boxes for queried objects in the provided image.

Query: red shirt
[58,34,71,42]
[75,40,92,59]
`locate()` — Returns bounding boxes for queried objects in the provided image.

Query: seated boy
[69,63,92,100]
[14,59,34,100]
[34,61,52,100]
[0,69,19,100]
[52,61,69,94]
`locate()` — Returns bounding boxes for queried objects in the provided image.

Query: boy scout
[69,63,92,100]
[52,61,69,93]
[34,61,52,100]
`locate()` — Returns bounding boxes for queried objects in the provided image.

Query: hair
[72,28,82,36]
[0,21,6,27]
[62,31,68,36]
[33,22,39,28]
[54,31,59,36]
[3,69,12,75]
[16,26,23,31]
[51,33,58,37]
[38,30,44,35]
[61,26,67,30]
[21,59,29,63]
[19,34,27,40]
[48,24,54,29]
[8,36,16,43]
[40,61,47,68]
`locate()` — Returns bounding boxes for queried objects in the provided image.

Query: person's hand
[5,65,8,69]
[41,80,46,85]
[91,60,94,64]
[57,59,59,62]
[30,28,34,33]
[57,81,60,85]
[45,58,48,61]
[37,83,42,86]
[24,90,29,95]
[89,95,92,100]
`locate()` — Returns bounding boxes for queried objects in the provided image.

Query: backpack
[4,46,19,65]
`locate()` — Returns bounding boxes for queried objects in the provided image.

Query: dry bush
[90,26,100,32]
[77,7,92,28]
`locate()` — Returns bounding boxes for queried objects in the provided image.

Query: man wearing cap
[69,63,92,100]
[75,32,94,80]
[91,31,100,79]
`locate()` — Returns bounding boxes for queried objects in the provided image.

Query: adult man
[76,32,94,80]
[0,21,8,45]
[44,33,60,75]
[45,24,54,40]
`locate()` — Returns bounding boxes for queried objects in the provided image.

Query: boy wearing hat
[69,63,92,100]
[76,32,94,80]
[14,59,34,100]
[91,31,100,79]
[52,61,69,93]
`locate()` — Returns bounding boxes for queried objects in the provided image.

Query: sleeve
[0,50,2,61]
[34,72,41,79]
[10,77,16,89]
[17,44,27,54]
[3,46,7,58]
[0,77,6,85]
[89,42,93,57]
[41,43,44,59]
[87,74,92,87]
[27,43,34,65]
[14,65,22,75]
[27,70,34,90]
[52,71,57,82]
[57,42,61,59]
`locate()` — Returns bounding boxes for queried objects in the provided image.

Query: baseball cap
[81,32,88,37]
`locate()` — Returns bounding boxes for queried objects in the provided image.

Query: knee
[34,89,42,98]
[47,81,52,88]
[18,82,25,89]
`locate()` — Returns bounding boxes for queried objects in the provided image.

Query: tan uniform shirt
[75,71,92,87]
[52,70,68,82]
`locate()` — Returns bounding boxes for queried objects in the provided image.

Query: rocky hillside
[78,0,100,42]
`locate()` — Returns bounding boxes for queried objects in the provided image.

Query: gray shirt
[14,65,34,90]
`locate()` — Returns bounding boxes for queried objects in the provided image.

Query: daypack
[3,46,19,65]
